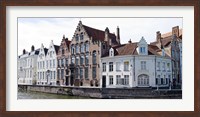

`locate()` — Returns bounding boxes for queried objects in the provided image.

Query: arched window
[138,74,149,86]
[92,50,97,64]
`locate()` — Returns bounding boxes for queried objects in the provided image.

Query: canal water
[18,91,90,99]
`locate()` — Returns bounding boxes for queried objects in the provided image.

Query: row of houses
[18,21,182,88]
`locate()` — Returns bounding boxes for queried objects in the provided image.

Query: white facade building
[36,44,48,85]
[44,40,59,85]
[101,37,172,88]
[18,46,39,85]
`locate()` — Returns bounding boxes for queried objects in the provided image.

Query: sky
[18,18,182,55]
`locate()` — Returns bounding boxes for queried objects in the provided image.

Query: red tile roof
[82,25,118,45]
[65,39,71,49]
[104,42,163,57]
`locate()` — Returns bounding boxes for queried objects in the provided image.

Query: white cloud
[18,18,182,55]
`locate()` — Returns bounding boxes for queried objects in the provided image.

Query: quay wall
[18,85,182,99]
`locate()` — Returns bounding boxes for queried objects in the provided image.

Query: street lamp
[46,70,50,85]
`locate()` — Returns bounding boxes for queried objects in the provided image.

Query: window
[38,62,39,69]
[141,61,146,70]
[92,67,96,79]
[138,74,149,86]
[80,56,84,65]
[116,62,121,71]
[75,44,79,53]
[109,62,113,72]
[71,45,75,54]
[92,51,97,64]
[124,75,129,85]
[80,68,83,79]
[50,51,52,57]
[61,69,64,79]
[53,59,55,68]
[109,75,113,85]
[75,57,79,65]
[50,71,52,79]
[71,57,75,64]
[102,63,106,72]
[57,70,60,79]
[62,48,64,55]
[140,47,145,53]
[46,61,48,68]
[50,60,52,68]
[163,75,166,84]
[157,62,160,71]
[85,42,89,52]
[85,53,89,65]
[116,75,121,85]
[61,58,64,66]
[167,63,170,71]
[161,78,163,84]
[163,62,165,71]
[157,75,161,85]
[65,58,68,66]
[75,34,79,41]
[85,67,88,79]
[124,61,129,71]
[80,33,84,40]
[38,72,39,79]
[43,61,45,68]
[80,43,84,53]
[54,71,56,79]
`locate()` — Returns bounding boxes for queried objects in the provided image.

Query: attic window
[140,47,145,53]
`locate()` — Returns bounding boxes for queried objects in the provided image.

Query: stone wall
[18,85,182,99]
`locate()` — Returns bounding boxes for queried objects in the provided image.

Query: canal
[18,91,90,99]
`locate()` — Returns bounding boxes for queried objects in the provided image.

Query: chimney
[116,26,120,44]
[128,39,132,43]
[63,34,65,40]
[23,49,26,54]
[105,27,110,45]
[172,26,179,37]
[156,31,161,43]
[31,45,35,51]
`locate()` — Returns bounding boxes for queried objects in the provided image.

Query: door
[65,76,69,86]
[102,75,106,88]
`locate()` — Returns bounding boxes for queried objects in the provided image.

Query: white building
[18,46,39,85]
[44,40,59,85]
[36,44,48,85]
[101,37,172,88]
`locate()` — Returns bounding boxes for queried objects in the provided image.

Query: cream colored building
[101,37,172,88]
[18,46,39,85]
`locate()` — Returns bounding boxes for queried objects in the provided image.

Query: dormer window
[138,36,148,55]
[109,48,114,57]
[140,47,146,53]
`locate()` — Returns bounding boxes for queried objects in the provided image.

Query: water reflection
[18,91,90,99]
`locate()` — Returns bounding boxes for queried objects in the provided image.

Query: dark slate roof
[54,45,60,54]
[44,48,48,55]
[82,25,118,45]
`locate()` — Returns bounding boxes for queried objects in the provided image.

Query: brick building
[150,26,182,86]
[69,21,120,87]
[57,35,71,86]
